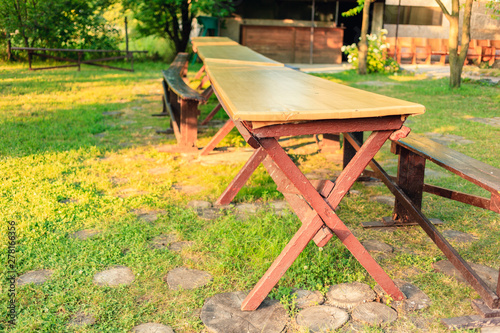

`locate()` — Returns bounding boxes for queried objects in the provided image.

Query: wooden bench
[390,134,500,223]
[156,53,207,153]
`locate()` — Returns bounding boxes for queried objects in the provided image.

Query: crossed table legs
[215,116,410,311]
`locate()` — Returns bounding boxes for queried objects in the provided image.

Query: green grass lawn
[0,60,499,332]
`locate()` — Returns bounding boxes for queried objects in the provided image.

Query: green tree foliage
[0,0,119,50]
[122,0,235,54]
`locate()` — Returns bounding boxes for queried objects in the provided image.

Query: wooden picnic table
[201,55,425,311]
[195,38,500,322]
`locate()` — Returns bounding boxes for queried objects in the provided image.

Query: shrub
[341,29,400,74]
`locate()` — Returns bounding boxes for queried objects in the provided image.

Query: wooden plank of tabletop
[204,60,425,122]
[195,44,281,65]
[191,37,237,45]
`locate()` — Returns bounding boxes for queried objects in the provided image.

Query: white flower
[380,44,387,49]
[351,43,356,48]
[380,29,388,34]
[341,46,346,52]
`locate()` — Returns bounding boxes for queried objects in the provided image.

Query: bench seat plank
[396,134,500,194]
[205,60,425,122]
[163,53,206,102]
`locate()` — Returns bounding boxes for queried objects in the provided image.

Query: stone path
[165,267,212,290]
[67,312,96,327]
[93,266,135,287]
[70,229,100,240]
[17,269,53,286]
[469,117,500,128]
[200,291,287,333]
[132,323,174,333]
[433,260,498,291]
[425,132,474,146]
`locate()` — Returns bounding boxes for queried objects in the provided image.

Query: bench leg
[393,146,426,223]
[178,99,199,152]
[199,120,234,156]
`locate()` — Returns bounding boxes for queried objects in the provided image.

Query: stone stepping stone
[374,279,431,313]
[148,167,172,175]
[424,133,474,146]
[200,291,287,333]
[433,260,499,291]
[168,241,194,252]
[442,229,478,244]
[293,289,325,309]
[351,302,397,326]
[468,117,500,128]
[102,111,123,117]
[362,239,394,254]
[132,323,174,333]
[369,195,395,206]
[236,203,261,214]
[296,306,349,332]
[198,208,225,220]
[150,234,177,249]
[17,269,53,286]
[482,327,500,333]
[67,312,96,327]
[70,229,100,240]
[348,190,362,197]
[188,200,212,209]
[165,267,212,290]
[268,200,291,215]
[326,282,376,309]
[172,184,204,194]
[94,132,107,138]
[121,120,136,125]
[132,208,166,223]
[93,266,134,287]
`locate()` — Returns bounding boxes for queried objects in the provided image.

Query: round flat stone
[188,200,212,209]
[132,209,166,223]
[165,267,212,290]
[482,327,500,333]
[469,117,500,127]
[67,312,96,327]
[197,208,224,220]
[110,177,129,185]
[70,229,100,240]
[362,239,394,254]
[132,323,174,333]
[374,279,431,313]
[442,229,478,244]
[168,241,194,252]
[236,203,261,214]
[351,302,397,326]
[293,289,325,308]
[150,234,177,249]
[369,195,395,206]
[17,269,53,286]
[296,306,349,332]
[326,282,376,309]
[93,266,134,287]
[200,291,287,333]
[433,260,498,291]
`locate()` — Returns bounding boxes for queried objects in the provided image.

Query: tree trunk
[7,38,12,61]
[436,0,473,88]
[357,0,371,75]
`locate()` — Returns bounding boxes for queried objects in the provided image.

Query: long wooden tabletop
[204,59,425,123]
[192,42,281,66]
